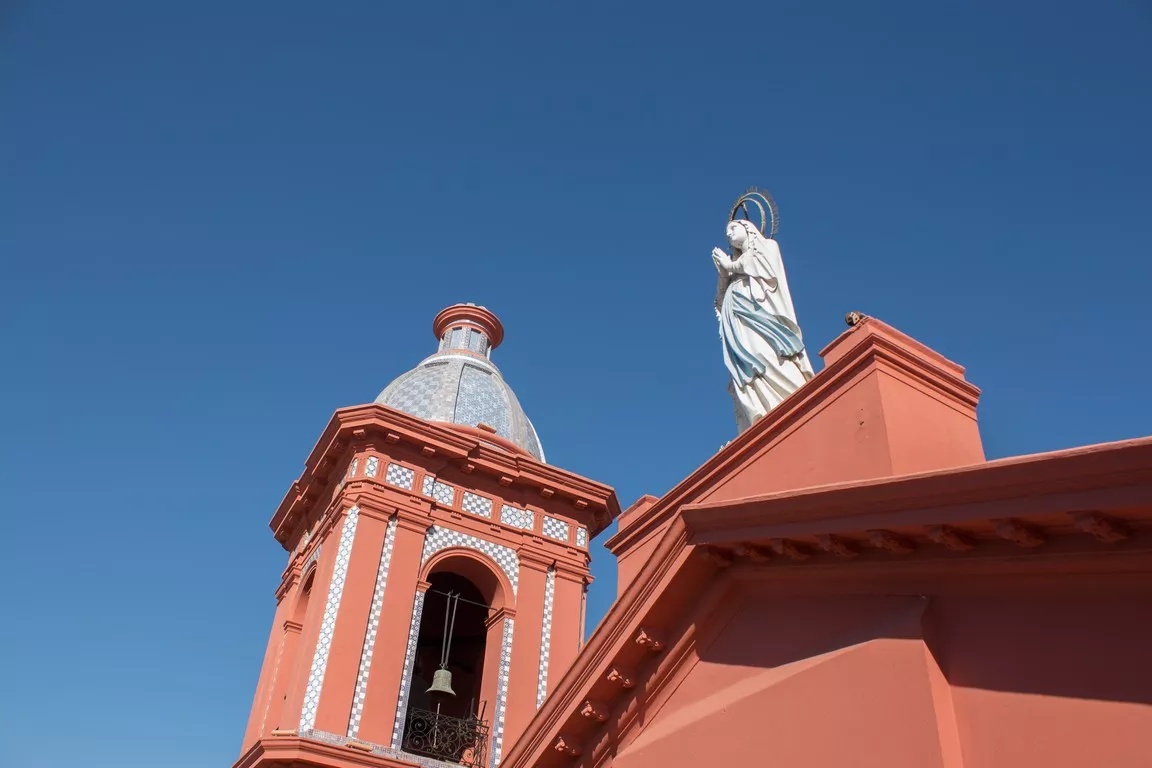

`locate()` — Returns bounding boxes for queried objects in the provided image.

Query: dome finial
[432,304,505,350]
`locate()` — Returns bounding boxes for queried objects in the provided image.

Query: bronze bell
[427,668,456,697]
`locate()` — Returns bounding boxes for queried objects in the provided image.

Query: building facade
[236,305,1152,768]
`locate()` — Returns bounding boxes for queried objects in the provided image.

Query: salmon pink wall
[613,530,662,600]
[353,515,425,746]
[609,584,1152,768]
[924,593,1152,767]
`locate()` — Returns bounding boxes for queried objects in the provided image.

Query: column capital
[485,605,517,629]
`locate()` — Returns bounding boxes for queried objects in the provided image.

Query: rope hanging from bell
[427,591,459,698]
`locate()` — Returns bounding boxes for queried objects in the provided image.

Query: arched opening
[291,566,316,625]
[402,555,509,767]
[411,572,489,720]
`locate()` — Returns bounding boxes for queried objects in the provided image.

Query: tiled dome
[374,305,545,463]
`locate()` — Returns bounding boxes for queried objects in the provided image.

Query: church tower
[236,304,620,768]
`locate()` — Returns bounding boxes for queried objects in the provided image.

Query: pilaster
[312,502,391,734]
[547,568,586,695]
[240,592,289,751]
[503,553,549,746]
[352,511,430,746]
[281,506,351,732]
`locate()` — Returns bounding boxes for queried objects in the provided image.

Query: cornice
[682,436,1152,544]
[270,404,621,545]
[605,318,978,557]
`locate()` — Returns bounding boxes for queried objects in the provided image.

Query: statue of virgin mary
[713,194,814,432]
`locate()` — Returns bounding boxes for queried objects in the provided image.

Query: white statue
[713,191,814,432]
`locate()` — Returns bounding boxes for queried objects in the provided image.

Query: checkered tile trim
[365,456,379,478]
[385,463,414,490]
[390,590,427,749]
[299,506,360,731]
[462,491,493,518]
[347,516,398,738]
[542,516,569,542]
[500,504,533,531]
[421,476,455,506]
[489,618,515,768]
[576,527,588,548]
[421,526,519,596]
[536,566,556,709]
[348,458,359,478]
[303,543,322,571]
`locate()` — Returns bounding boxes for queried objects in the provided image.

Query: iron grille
[402,707,489,768]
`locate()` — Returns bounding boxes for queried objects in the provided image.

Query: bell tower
[236,304,620,768]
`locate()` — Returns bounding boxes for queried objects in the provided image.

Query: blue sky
[2,2,1150,766]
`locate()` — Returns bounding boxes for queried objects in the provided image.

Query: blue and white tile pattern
[420,526,519,596]
[542,516,569,542]
[489,618,515,768]
[385,463,414,490]
[421,476,455,506]
[462,491,493,518]
[500,504,533,531]
[390,590,427,749]
[347,516,398,738]
[535,566,556,709]
[299,506,360,731]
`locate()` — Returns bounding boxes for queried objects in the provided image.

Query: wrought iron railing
[402,707,489,768]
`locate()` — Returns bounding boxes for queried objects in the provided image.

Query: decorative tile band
[421,526,520,597]
[489,617,515,768]
[576,527,588,548]
[386,463,415,490]
[500,504,533,531]
[542,516,570,542]
[299,506,360,731]
[536,566,556,709]
[348,458,360,478]
[421,475,455,505]
[303,543,323,572]
[390,590,427,749]
[462,491,493,518]
[347,516,399,738]
[365,456,379,478]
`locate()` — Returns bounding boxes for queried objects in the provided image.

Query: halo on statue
[728,188,779,239]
